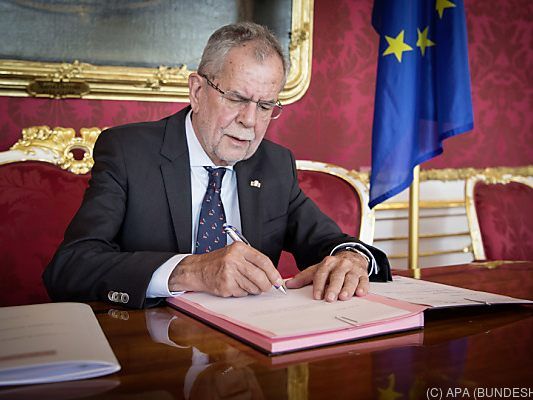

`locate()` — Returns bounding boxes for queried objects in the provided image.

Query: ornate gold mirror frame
[0,0,313,104]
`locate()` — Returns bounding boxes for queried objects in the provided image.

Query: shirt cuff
[330,242,379,276]
[146,254,189,298]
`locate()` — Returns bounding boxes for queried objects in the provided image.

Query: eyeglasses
[199,74,283,120]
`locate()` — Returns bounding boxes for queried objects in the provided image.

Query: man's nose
[237,101,258,128]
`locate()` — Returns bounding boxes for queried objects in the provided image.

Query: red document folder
[167,287,426,354]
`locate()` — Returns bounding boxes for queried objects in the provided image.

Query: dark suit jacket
[43,107,391,308]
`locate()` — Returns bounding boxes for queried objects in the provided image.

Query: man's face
[189,43,285,166]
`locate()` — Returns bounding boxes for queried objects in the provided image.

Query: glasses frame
[199,74,283,120]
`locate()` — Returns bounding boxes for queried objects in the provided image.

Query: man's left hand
[285,251,369,301]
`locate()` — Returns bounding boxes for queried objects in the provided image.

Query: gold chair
[465,174,533,261]
[0,126,102,306]
[277,160,375,278]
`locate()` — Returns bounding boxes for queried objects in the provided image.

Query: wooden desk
[2,262,531,399]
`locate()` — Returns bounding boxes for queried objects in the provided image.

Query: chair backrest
[465,174,533,261]
[0,126,101,306]
[277,160,374,278]
[0,128,374,301]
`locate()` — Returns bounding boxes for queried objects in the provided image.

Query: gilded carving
[7,126,102,174]
[420,166,533,181]
[355,166,533,190]
[289,23,310,51]
[49,60,85,81]
[0,0,313,104]
[143,65,191,90]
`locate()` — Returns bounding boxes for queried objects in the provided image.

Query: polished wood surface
[2,262,532,400]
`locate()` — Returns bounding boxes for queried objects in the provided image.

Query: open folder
[167,286,426,354]
[0,303,120,386]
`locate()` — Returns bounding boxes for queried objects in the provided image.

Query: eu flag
[369,0,474,208]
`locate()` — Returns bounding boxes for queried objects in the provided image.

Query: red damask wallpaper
[0,0,531,169]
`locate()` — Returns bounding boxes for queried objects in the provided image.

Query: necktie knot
[204,167,226,190]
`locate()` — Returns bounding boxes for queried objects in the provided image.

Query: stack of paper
[0,303,121,386]
[370,275,533,308]
[167,275,532,354]
[167,286,426,354]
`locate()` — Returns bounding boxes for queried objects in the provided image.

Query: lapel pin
[250,180,261,188]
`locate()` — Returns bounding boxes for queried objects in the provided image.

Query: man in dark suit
[44,22,391,309]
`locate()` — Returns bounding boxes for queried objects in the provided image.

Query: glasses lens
[270,104,282,120]
[219,87,282,120]
[221,93,249,108]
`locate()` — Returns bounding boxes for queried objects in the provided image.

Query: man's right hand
[168,242,283,297]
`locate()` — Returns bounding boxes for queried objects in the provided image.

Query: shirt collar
[185,110,233,170]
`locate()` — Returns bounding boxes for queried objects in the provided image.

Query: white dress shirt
[146,111,242,297]
[146,111,377,298]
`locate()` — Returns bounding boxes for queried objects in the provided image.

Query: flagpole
[370,1,473,279]
[408,165,420,277]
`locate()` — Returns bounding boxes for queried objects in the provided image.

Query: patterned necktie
[195,167,227,254]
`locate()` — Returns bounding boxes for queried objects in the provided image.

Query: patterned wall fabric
[474,181,533,261]
[0,0,531,169]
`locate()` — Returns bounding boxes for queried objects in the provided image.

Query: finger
[236,266,269,294]
[338,272,359,300]
[312,260,335,300]
[231,286,249,297]
[355,274,370,297]
[232,243,284,288]
[323,268,347,302]
[285,264,317,289]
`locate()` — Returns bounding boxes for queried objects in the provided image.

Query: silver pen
[222,223,287,295]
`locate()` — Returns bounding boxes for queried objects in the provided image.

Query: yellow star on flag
[383,30,413,63]
[436,0,456,19]
[416,26,436,56]
[377,374,403,400]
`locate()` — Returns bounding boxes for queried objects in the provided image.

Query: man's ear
[188,73,203,113]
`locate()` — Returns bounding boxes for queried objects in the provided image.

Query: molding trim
[0,0,313,104]
[371,166,533,210]
[356,166,533,190]
[387,246,472,260]
[374,231,470,242]
[420,166,533,181]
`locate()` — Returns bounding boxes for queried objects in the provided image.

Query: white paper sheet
[181,286,414,337]
[370,275,532,308]
[0,303,120,386]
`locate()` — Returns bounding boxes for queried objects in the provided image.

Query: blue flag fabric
[369,0,474,208]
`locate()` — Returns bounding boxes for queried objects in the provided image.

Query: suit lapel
[159,106,266,253]
[160,107,193,253]
[235,158,263,250]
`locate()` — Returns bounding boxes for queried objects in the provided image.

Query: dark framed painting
[0,0,313,103]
